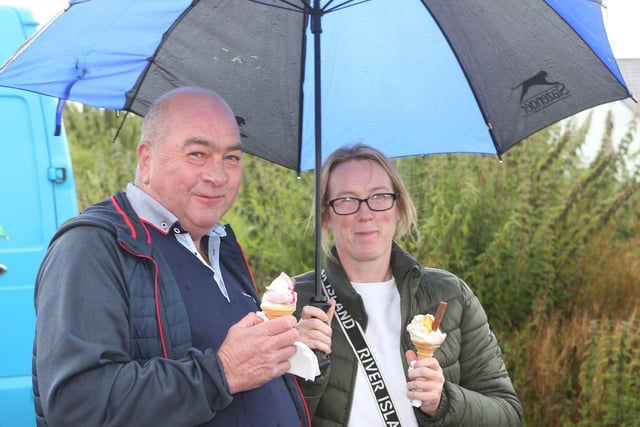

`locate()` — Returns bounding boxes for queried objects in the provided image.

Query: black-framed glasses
[327,193,398,215]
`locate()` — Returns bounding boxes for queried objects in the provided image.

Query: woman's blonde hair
[320,144,417,254]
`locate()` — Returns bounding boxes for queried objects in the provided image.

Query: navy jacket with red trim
[33,190,311,426]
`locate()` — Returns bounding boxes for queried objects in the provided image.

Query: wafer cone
[413,339,439,360]
[261,304,295,320]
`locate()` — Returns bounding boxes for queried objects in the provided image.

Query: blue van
[0,5,78,426]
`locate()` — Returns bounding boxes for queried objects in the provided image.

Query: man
[33,87,332,426]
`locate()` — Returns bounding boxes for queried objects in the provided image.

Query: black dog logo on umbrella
[514,71,560,102]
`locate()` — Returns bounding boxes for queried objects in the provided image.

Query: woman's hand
[295,299,336,354]
[406,350,445,415]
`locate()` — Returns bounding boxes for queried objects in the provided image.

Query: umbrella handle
[309,297,331,371]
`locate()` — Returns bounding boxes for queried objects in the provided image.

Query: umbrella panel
[127,0,306,170]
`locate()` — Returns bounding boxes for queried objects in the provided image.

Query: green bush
[65,105,140,209]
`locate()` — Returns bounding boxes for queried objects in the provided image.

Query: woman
[295,144,522,426]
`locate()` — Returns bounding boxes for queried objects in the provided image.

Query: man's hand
[296,299,336,354]
[406,350,445,416]
[218,312,298,394]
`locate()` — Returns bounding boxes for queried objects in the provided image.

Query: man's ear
[137,141,152,185]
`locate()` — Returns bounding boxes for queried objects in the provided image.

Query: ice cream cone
[260,272,297,320]
[260,304,295,320]
[413,339,440,359]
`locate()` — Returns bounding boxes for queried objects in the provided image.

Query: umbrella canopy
[0,0,633,171]
[0,0,633,299]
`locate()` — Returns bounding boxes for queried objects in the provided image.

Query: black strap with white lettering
[321,271,402,427]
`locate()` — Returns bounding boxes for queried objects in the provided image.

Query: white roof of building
[618,58,640,113]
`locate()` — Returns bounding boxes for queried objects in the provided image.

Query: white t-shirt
[348,279,418,427]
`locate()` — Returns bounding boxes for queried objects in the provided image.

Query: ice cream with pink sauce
[260,272,297,319]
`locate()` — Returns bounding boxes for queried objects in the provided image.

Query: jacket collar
[389,242,423,296]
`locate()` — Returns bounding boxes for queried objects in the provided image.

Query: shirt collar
[125,183,226,237]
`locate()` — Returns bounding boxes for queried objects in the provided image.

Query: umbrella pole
[310,1,331,370]
[311,1,329,307]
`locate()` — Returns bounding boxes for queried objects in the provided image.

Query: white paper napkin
[289,341,321,380]
[408,360,421,407]
[256,311,320,381]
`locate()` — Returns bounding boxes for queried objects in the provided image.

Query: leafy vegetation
[65,104,139,208]
[65,105,640,426]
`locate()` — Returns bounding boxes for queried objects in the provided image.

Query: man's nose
[202,159,228,184]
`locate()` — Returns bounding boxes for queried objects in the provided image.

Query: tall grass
[507,306,639,426]
[506,229,640,426]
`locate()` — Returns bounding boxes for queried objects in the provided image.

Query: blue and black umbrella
[0,0,633,298]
